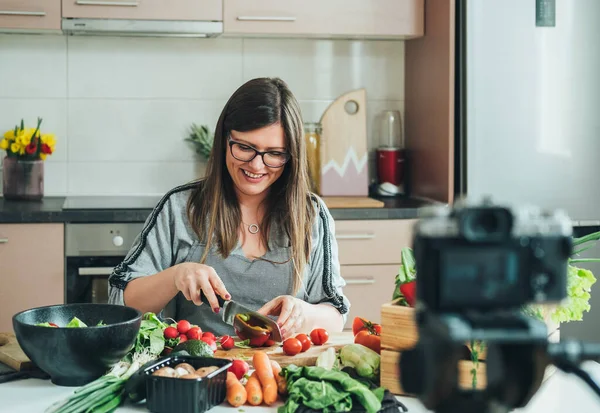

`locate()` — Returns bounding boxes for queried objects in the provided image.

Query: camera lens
[460,208,512,242]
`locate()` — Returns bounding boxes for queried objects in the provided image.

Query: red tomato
[282,338,302,356]
[201,336,218,351]
[163,326,179,339]
[177,320,191,334]
[310,328,329,345]
[228,359,249,380]
[354,330,381,354]
[352,317,382,336]
[295,334,311,352]
[178,334,188,343]
[202,332,216,342]
[220,335,234,350]
[186,326,202,340]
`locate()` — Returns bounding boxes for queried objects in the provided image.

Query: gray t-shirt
[108,181,350,337]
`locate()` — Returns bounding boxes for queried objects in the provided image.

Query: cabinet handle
[345,278,375,285]
[78,267,115,276]
[0,238,8,244]
[237,16,296,22]
[75,1,139,6]
[0,11,46,16]
[336,233,376,240]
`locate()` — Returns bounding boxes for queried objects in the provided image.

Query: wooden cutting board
[213,332,355,367]
[0,332,33,371]
[323,197,384,209]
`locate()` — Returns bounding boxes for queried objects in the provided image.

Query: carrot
[252,352,278,405]
[245,371,263,405]
[270,360,287,395]
[226,371,247,407]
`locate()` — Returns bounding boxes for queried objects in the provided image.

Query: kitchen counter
[1,362,599,412]
[0,194,436,224]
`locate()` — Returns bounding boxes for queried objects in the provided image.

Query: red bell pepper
[400,281,417,307]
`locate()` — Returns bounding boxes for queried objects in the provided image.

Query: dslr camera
[413,198,572,313]
[399,198,587,413]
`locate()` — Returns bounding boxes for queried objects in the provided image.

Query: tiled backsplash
[0,34,404,196]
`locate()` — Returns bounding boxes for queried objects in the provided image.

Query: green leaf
[149,328,166,356]
[549,265,597,323]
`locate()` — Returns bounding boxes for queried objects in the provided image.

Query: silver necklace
[242,222,260,234]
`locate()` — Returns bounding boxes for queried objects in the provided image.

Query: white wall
[0,34,404,196]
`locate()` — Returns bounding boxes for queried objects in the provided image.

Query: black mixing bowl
[13,303,142,386]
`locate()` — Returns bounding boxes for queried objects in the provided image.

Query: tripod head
[399,199,600,413]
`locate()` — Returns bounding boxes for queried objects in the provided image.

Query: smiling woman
[107,77,350,340]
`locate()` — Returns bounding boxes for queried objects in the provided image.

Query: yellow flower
[3,130,16,141]
[18,132,32,147]
[10,142,21,154]
[40,153,47,160]
[41,133,56,148]
[0,139,8,150]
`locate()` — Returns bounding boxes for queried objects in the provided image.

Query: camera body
[413,198,573,313]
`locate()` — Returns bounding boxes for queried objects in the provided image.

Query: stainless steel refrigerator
[456,0,600,342]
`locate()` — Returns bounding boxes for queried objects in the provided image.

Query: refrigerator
[456,0,600,342]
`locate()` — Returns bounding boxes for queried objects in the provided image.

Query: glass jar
[304,122,322,194]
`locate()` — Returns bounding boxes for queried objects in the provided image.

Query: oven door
[66,256,125,304]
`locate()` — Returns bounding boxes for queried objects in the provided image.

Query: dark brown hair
[187,77,314,294]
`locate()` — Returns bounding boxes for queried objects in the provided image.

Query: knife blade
[200,292,283,342]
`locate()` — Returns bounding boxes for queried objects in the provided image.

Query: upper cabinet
[0,0,61,31]
[62,0,222,21]
[223,0,424,39]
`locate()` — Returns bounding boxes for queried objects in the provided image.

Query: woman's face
[226,123,288,200]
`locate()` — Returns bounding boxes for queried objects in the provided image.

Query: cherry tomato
[354,330,381,354]
[220,335,235,350]
[282,338,303,356]
[178,334,188,343]
[310,328,329,345]
[295,334,311,352]
[163,326,179,339]
[177,320,191,334]
[202,332,216,342]
[186,326,202,340]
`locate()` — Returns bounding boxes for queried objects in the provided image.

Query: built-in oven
[66,223,144,304]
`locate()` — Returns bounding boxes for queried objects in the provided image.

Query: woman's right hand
[173,263,231,313]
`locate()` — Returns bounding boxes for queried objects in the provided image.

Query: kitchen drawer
[335,219,417,266]
[62,0,222,21]
[341,264,398,329]
[0,0,61,31]
[0,224,64,333]
[224,0,424,39]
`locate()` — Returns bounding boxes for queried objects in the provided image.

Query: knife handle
[199,290,226,308]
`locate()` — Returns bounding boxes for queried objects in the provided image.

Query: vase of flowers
[0,117,56,201]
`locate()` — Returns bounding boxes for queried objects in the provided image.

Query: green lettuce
[66,316,88,328]
[393,247,416,302]
[550,265,597,323]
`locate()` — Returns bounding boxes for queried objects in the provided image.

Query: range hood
[62,18,223,38]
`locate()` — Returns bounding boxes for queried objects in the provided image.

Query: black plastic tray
[143,356,232,413]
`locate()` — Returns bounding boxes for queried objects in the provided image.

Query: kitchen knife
[200,293,283,342]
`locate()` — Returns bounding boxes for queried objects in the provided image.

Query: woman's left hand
[257,295,306,340]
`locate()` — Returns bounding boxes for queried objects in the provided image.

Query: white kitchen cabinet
[62,0,222,21]
[0,0,61,32]
[0,224,64,333]
[334,219,416,329]
[223,0,424,39]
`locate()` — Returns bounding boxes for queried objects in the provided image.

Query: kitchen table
[1,362,599,413]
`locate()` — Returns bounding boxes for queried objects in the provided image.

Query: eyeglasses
[228,138,290,168]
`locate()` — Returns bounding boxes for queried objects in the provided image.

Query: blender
[376,110,405,196]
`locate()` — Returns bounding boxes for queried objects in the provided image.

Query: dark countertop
[0,194,438,224]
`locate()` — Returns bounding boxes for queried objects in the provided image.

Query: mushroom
[152,367,177,378]
[196,366,219,377]
[179,373,201,380]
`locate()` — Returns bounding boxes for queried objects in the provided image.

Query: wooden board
[0,333,33,371]
[319,89,369,196]
[322,197,384,209]
[213,332,355,368]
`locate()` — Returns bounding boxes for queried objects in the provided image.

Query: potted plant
[0,117,56,201]
[184,123,214,161]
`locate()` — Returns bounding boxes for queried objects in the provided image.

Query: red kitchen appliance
[376,110,405,196]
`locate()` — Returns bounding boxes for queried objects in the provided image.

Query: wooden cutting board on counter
[213,332,354,367]
[322,197,384,209]
[0,332,32,371]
